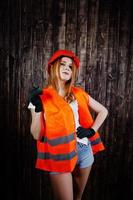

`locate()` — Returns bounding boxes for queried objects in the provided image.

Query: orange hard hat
[47,49,80,74]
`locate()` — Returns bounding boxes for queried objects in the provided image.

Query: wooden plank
[76,0,88,87]
[65,0,77,51]
[50,0,66,50]
[85,0,100,94]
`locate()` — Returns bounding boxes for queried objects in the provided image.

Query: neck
[58,81,66,97]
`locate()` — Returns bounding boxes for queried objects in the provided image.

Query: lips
[62,71,69,75]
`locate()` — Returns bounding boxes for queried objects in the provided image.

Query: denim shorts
[77,141,94,168]
[49,142,94,175]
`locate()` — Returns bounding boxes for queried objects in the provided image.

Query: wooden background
[0,0,133,199]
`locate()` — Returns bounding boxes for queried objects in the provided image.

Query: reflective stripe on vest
[90,137,102,146]
[40,132,75,146]
[38,150,77,161]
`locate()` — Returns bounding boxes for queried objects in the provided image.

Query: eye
[69,66,72,69]
[60,62,65,66]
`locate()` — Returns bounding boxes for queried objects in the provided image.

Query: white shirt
[69,100,88,145]
[28,100,88,145]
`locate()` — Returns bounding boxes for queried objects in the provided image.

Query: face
[59,57,73,82]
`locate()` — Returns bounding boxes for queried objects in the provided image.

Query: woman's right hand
[28,87,43,112]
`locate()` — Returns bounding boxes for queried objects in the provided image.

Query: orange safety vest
[35,86,105,172]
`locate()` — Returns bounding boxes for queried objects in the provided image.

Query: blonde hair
[48,58,78,103]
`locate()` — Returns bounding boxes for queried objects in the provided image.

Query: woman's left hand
[77,126,95,139]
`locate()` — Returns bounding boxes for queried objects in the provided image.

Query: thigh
[49,172,73,200]
[73,166,92,199]
[72,142,94,199]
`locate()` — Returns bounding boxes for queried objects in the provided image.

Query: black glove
[77,126,95,139]
[28,87,43,112]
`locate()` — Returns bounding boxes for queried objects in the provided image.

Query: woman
[28,49,108,200]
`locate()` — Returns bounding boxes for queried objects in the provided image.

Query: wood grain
[0,0,133,199]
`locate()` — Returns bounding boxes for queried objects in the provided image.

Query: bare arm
[30,109,42,140]
[89,96,108,132]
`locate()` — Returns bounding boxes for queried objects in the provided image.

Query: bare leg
[73,165,92,200]
[49,172,73,200]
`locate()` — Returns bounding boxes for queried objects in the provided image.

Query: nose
[64,65,70,71]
